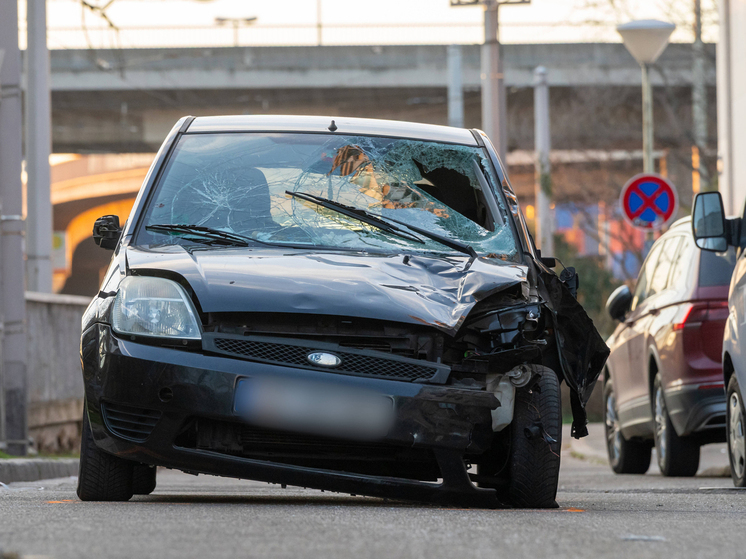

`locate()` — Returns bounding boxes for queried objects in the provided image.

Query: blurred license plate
[234,377,395,440]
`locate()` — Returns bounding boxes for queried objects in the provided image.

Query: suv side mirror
[93,215,122,250]
[692,192,728,252]
[606,285,632,322]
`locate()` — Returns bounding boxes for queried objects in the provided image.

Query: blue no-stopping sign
[620,173,678,231]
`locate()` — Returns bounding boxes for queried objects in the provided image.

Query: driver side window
[631,242,663,311]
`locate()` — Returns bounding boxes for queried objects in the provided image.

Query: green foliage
[553,234,623,339]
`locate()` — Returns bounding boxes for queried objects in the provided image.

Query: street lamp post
[617,20,676,174]
[215,17,258,48]
[617,20,675,252]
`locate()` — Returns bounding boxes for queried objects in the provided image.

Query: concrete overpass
[43,43,716,295]
[48,43,716,152]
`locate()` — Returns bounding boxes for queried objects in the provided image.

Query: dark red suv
[603,216,735,476]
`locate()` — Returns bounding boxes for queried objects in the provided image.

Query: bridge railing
[18,21,619,50]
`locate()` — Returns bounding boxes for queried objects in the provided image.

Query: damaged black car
[78,115,608,508]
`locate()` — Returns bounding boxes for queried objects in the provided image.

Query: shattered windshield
[136,133,518,259]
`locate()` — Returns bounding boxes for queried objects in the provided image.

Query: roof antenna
[328,119,338,132]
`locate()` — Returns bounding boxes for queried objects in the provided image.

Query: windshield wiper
[286,190,477,260]
[286,191,425,245]
[146,224,257,247]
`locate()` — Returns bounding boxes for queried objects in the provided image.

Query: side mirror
[93,215,122,250]
[539,256,557,268]
[692,192,728,252]
[606,285,632,322]
[559,266,579,298]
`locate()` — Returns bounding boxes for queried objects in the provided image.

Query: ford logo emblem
[307,352,342,368]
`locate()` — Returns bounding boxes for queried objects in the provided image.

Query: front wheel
[653,374,700,477]
[77,403,134,501]
[604,377,651,474]
[506,365,562,509]
[727,375,746,487]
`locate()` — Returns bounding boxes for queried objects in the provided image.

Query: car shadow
[134,493,421,507]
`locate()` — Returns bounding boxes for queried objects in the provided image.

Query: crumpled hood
[125,245,528,335]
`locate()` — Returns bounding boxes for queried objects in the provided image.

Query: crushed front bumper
[81,324,503,507]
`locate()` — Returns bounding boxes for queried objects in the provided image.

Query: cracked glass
[137,133,518,258]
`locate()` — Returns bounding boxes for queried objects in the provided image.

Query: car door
[727,241,746,382]
[614,237,680,434]
[609,241,662,426]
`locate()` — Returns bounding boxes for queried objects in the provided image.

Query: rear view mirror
[692,192,728,252]
[606,285,632,322]
[93,215,122,250]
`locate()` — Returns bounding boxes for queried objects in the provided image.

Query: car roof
[186,115,480,146]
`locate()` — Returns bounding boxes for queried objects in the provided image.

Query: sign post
[620,173,679,232]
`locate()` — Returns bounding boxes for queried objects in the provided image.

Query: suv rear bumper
[81,324,503,507]
[665,383,726,439]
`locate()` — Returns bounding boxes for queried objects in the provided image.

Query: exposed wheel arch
[724,352,734,390]
[648,350,661,406]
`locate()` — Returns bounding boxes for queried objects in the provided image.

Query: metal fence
[18,22,621,50]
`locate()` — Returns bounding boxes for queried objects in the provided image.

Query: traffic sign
[620,173,678,231]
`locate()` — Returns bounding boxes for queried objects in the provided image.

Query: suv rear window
[699,248,736,287]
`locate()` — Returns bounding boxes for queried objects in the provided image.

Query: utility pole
[447,45,464,128]
[692,0,708,193]
[25,0,54,293]
[450,1,529,161]
[0,0,29,455]
[481,0,506,161]
[533,66,553,256]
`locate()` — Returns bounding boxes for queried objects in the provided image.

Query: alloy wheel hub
[730,391,745,479]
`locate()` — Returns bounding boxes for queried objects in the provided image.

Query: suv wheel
[653,374,700,477]
[603,377,651,474]
[727,375,746,487]
[506,365,562,509]
[77,403,135,501]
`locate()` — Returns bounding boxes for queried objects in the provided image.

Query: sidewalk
[0,458,78,484]
[563,422,731,477]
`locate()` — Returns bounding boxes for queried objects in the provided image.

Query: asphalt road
[1,425,744,559]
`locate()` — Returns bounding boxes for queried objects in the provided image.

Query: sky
[19,0,718,50]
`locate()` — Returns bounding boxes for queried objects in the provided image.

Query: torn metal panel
[540,270,610,438]
[126,246,529,337]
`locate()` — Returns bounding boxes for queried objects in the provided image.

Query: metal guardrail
[16,21,623,50]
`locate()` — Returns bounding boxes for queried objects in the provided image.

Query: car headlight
[112,276,202,340]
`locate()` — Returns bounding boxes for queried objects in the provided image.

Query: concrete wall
[25,292,90,452]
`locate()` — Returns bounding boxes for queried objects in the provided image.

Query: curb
[562,423,610,463]
[0,458,79,484]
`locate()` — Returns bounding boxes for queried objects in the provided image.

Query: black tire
[603,377,651,474]
[77,403,134,501]
[506,365,562,509]
[726,375,746,487]
[653,374,700,477]
[132,464,157,495]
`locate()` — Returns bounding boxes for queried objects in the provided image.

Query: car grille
[203,333,446,383]
[237,424,394,455]
[102,402,161,442]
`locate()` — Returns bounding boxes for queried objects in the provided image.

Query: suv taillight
[674,301,729,363]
